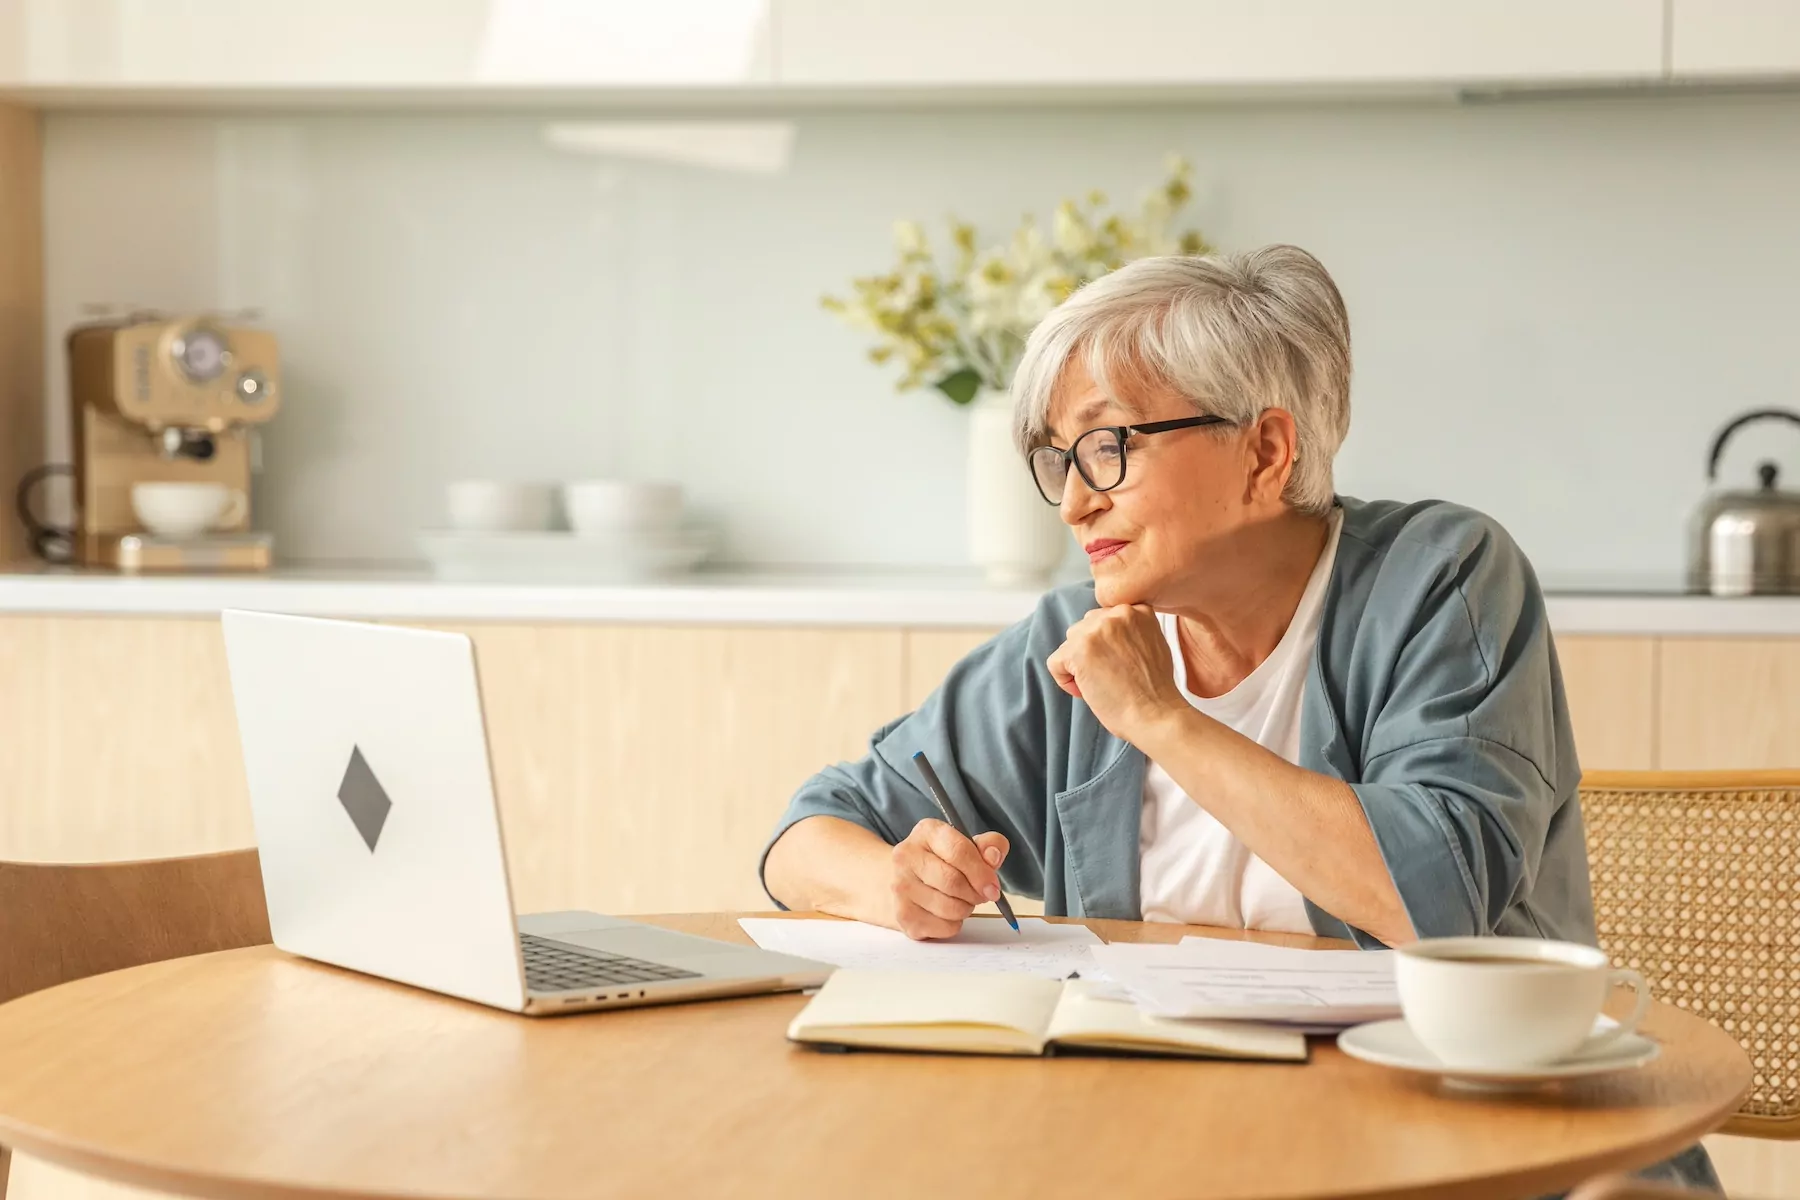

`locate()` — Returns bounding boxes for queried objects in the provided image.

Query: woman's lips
[1085,539,1129,563]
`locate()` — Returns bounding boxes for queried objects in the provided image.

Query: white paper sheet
[1088,939,1399,1025]
[738,917,1103,979]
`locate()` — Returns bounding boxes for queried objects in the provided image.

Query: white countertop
[1540,593,1800,636]
[0,566,1053,628]
[5,565,1800,635]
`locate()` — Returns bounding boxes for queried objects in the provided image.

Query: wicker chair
[0,850,272,1200]
[1581,771,1800,1140]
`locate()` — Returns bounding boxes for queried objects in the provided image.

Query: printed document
[1088,938,1399,1025]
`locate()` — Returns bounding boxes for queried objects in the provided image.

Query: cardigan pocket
[1051,745,1146,921]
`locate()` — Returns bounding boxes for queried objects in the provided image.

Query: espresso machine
[67,316,280,570]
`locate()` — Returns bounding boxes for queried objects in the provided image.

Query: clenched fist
[1046,604,1186,742]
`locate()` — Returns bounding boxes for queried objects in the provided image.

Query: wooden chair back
[1581,771,1800,1140]
[0,850,272,1199]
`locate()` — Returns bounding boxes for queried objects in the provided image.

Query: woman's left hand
[1046,605,1188,742]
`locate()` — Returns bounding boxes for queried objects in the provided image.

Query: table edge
[0,1067,1749,1200]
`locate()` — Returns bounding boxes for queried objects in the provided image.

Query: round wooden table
[0,915,1751,1200]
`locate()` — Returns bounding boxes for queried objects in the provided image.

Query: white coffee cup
[562,480,683,537]
[446,481,556,533]
[1395,937,1651,1071]
[131,482,248,539]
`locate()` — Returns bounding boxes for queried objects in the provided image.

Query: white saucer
[1337,1019,1660,1089]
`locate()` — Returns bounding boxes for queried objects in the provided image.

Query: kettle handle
[1707,409,1800,481]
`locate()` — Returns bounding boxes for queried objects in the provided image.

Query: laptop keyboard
[520,932,703,994]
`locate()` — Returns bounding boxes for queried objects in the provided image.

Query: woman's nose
[1059,471,1106,525]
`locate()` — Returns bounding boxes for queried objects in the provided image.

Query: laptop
[220,609,832,1015]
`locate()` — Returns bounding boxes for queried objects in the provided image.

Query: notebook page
[1044,981,1307,1061]
[739,917,1102,979]
[787,969,1065,1049]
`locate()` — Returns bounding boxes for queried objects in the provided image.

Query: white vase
[966,390,1067,588]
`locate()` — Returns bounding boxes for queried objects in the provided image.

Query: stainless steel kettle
[1691,408,1800,595]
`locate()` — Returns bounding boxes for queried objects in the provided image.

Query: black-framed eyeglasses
[1028,416,1233,505]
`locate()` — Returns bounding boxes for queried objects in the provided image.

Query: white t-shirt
[1138,509,1344,932]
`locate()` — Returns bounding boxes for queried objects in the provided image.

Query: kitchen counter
[0,566,1052,628]
[4,564,1800,635]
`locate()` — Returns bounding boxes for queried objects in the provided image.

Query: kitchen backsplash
[38,94,1800,575]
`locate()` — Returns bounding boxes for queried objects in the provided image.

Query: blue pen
[911,750,1020,933]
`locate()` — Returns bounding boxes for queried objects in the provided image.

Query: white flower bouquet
[823,155,1212,405]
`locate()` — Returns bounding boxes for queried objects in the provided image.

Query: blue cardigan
[762,495,1595,948]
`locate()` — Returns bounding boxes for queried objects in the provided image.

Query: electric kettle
[1690,408,1800,596]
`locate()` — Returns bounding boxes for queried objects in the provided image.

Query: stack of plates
[417,527,717,584]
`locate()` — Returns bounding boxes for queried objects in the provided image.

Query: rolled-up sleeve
[1341,520,1580,945]
[757,600,1068,907]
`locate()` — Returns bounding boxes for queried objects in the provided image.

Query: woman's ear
[1244,408,1300,504]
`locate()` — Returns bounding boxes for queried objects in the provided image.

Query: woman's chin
[1091,566,1149,608]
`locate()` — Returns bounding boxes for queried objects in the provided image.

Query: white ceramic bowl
[131,482,246,538]
[445,481,557,533]
[561,480,684,536]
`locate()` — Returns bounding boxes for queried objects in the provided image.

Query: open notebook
[787,970,1307,1060]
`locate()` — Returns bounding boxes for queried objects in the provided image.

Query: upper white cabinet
[773,0,1667,87]
[1670,0,1800,75]
[0,0,1712,102]
[0,0,774,88]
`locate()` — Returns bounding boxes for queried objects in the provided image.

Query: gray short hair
[1011,245,1352,514]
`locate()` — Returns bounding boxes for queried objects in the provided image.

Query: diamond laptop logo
[336,746,393,852]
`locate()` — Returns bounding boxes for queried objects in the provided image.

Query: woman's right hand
[889,818,1010,940]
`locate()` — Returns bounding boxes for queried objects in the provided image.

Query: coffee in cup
[1395,936,1650,1071]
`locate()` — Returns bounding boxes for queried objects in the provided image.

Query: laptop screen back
[221,609,528,1010]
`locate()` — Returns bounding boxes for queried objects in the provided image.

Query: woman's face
[1044,360,1296,609]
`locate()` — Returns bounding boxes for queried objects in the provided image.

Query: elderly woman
[763,245,1718,1190]
[763,245,1590,951]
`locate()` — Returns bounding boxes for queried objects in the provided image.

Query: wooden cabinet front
[447,622,904,914]
[1659,637,1800,769]
[4,618,1796,875]
[0,617,906,916]
[1557,636,1657,770]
